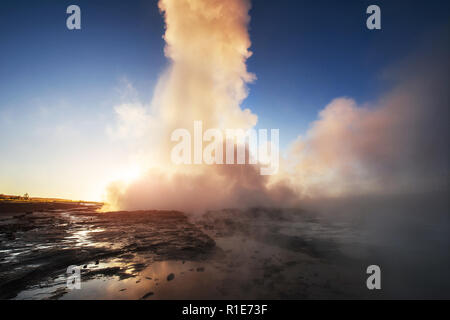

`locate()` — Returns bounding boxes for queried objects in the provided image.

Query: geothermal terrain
[0,197,448,299]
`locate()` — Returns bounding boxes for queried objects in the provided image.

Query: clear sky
[0,0,449,201]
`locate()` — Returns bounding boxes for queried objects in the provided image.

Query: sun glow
[100,163,143,197]
[113,164,143,185]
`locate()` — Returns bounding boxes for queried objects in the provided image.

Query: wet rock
[0,207,216,299]
[48,287,67,300]
[131,263,146,272]
[141,291,154,299]
[167,273,175,281]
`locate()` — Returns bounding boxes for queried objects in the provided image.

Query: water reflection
[65,228,105,247]
[65,260,219,300]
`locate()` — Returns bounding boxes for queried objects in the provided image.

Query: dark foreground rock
[0,206,216,299]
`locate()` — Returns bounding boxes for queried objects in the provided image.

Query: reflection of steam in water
[63,260,219,300]
[16,258,219,300]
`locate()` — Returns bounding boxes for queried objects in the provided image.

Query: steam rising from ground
[105,0,449,213]
[105,0,295,212]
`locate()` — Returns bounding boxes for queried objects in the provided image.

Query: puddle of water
[69,260,221,299]
[16,260,225,300]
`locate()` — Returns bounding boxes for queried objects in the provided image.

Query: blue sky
[0,0,449,200]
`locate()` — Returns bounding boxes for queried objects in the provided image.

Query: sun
[113,164,143,185]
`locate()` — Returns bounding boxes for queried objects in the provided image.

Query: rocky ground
[0,203,215,299]
[1,200,447,299]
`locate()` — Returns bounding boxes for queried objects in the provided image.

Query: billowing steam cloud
[104,0,296,212]
[286,37,449,198]
[155,0,257,132]
[105,0,449,212]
